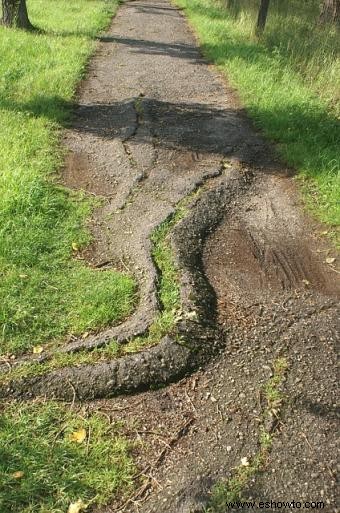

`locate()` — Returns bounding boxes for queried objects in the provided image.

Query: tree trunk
[256,0,270,34]
[2,0,33,29]
[17,0,32,29]
[319,0,340,24]
[2,0,17,26]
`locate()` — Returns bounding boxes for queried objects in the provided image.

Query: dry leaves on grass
[68,428,87,443]
[67,499,88,513]
[12,471,24,479]
[32,345,44,354]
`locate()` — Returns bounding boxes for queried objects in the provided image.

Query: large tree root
[0,169,251,400]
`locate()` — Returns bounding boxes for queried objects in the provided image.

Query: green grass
[0,189,203,384]
[0,400,135,513]
[0,0,137,357]
[175,0,340,241]
[264,357,288,407]
[149,206,185,335]
[0,199,189,384]
[0,201,187,513]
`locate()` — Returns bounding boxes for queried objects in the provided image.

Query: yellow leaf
[185,310,198,320]
[12,471,24,479]
[326,257,336,264]
[33,346,44,354]
[19,274,28,279]
[72,242,79,252]
[68,428,86,443]
[67,499,88,513]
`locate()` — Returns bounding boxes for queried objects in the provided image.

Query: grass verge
[0,0,136,358]
[208,357,288,510]
[0,400,135,513]
[0,196,192,384]
[175,0,340,243]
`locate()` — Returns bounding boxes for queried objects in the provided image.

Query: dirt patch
[62,151,115,197]
[206,174,340,328]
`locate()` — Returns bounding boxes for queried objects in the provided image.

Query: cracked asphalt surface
[62,0,274,353]
[71,1,338,510]
[3,0,339,510]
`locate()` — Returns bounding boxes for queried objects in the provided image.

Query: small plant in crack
[134,96,144,118]
[207,357,288,512]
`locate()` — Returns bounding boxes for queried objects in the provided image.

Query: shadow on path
[99,35,203,62]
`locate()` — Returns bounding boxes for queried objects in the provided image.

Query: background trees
[223,0,340,32]
[256,0,270,33]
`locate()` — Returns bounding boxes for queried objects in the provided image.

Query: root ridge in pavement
[2,1,339,510]
[0,0,270,381]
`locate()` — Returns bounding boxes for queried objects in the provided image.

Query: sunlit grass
[0,201,188,384]
[218,0,340,108]
[0,0,137,356]
[0,400,135,513]
[176,0,340,241]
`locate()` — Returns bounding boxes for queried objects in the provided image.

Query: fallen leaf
[241,457,249,467]
[33,346,44,354]
[12,471,24,479]
[19,274,28,279]
[325,257,336,264]
[302,279,310,286]
[68,428,86,444]
[72,242,79,252]
[67,499,88,513]
[185,310,198,320]
[82,332,89,339]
